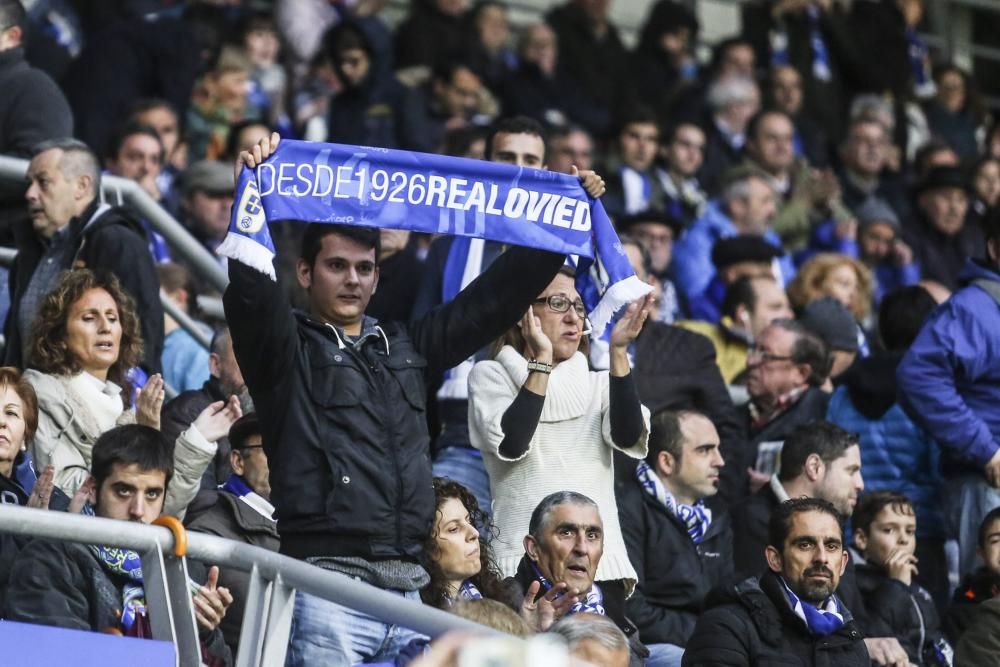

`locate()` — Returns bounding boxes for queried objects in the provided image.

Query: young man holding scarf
[5,424,233,665]
[684,497,869,666]
[618,410,732,667]
[223,133,611,666]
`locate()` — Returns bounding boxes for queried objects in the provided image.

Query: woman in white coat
[468,266,652,614]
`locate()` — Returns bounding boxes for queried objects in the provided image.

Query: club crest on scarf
[219,139,651,337]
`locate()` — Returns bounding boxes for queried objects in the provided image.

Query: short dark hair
[979,507,1000,549]
[128,98,178,119]
[442,125,487,158]
[665,121,703,144]
[721,274,775,319]
[746,108,792,146]
[485,116,546,161]
[772,319,831,386]
[779,421,859,483]
[878,286,936,352]
[92,424,174,493]
[615,105,659,139]
[768,497,844,551]
[851,491,914,537]
[228,412,260,451]
[708,36,753,77]
[646,409,702,466]
[300,223,381,268]
[108,122,164,162]
[0,0,26,34]
[528,491,598,541]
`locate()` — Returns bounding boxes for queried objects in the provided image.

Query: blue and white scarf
[218,140,650,337]
[779,576,845,637]
[636,460,712,544]
[530,562,605,616]
[768,6,831,82]
[458,579,483,600]
[89,544,147,633]
[220,473,276,521]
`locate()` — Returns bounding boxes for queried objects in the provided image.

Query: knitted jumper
[468,346,649,589]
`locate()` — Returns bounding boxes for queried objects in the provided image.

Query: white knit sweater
[468,346,649,588]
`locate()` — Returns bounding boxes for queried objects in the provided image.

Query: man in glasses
[187,412,278,653]
[743,319,831,488]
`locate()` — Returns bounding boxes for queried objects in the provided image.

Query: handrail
[0,155,229,294]
[0,504,494,642]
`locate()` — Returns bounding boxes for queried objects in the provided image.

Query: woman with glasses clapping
[467,265,653,620]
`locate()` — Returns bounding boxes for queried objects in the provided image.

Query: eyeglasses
[534,294,586,318]
[747,346,793,364]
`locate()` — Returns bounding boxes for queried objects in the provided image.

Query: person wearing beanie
[799,297,859,385]
[855,197,920,305]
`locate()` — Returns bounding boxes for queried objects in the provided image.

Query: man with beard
[684,497,869,666]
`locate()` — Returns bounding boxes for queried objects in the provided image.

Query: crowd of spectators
[1,0,1000,665]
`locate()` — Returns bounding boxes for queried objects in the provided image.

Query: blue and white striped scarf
[530,562,605,616]
[779,576,845,637]
[636,460,712,544]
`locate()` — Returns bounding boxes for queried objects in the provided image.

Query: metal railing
[0,155,229,295]
[0,504,493,667]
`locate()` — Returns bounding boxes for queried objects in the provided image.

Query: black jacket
[4,538,230,665]
[0,47,73,159]
[186,490,280,653]
[944,567,1000,644]
[223,248,563,562]
[742,387,830,480]
[161,376,233,506]
[853,559,950,665]
[683,571,869,666]
[904,214,984,292]
[631,321,748,506]
[4,199,164,374]
[729,482,870,633]
[618,474,734,647]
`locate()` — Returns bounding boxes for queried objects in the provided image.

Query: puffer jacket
[25,370,216,519]
[898,259,1000,477]
[827,352,944,538]
[853,556,952,665]
[683,571,869,667]
[224,247,563,562]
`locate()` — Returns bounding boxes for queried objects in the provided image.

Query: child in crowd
[851,491,953,666]
[945,507,1000,643]
[186,46,262,162]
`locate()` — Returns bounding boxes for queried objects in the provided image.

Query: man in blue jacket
[898,208,1000,578]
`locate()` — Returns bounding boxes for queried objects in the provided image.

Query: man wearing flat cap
[617,210,685,323]
[855,197,919,305]
[689,235,786,323]
[178,160,235,289]
[906,165,982,290]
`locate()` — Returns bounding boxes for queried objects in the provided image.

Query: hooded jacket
[944,567,1000,643]
[682,571,869,666]
[898,259,1000,477]
[827,353,944,538]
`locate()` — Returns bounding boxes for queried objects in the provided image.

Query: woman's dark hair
[421,478,509,609]
[29,270,143,407]
[491,266,590,358]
